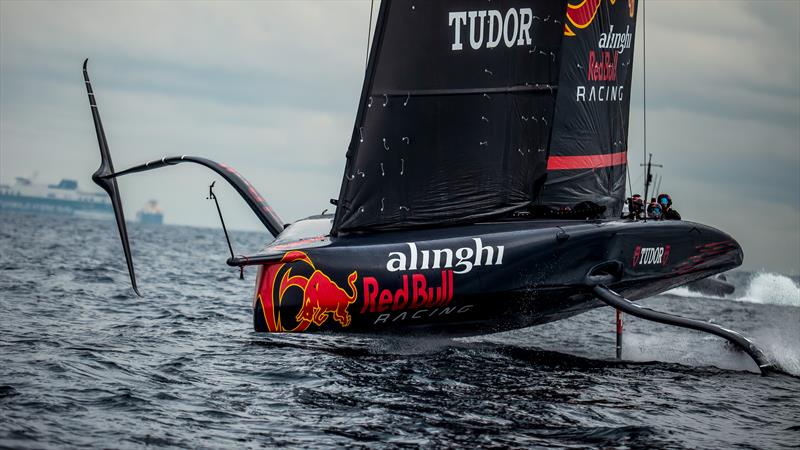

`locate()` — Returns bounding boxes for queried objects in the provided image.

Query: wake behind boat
[83,0,773,373]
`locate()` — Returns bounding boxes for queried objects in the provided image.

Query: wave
[665,286,720,299]
[737,272,800,307]
[667,272,800,307]
[664,272,799,374]
[754,322,800,376]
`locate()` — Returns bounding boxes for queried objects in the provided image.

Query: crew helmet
[657,193,672,209]
[651,204,663,218]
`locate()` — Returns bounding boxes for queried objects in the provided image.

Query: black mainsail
[333,0,641,232]
[333,0,567,233]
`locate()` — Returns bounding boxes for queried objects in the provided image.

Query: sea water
[1,212,798,448]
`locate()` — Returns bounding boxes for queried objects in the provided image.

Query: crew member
[646,198,658,219]
[626,194,644,220]
[648,201,663,220]
[657,193,681,220]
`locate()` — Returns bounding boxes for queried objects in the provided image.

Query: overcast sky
[1,0,798,274]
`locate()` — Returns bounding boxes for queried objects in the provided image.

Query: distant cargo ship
[0,177,113,220]
[136,200,164,225]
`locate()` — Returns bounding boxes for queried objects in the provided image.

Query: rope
[365,0,374,68]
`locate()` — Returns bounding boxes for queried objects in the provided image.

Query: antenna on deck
[640,153,663,214]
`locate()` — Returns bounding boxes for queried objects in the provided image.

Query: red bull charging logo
[564,0,635,36]
[257,251,357,332]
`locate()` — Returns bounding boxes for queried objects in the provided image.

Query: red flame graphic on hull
[258,251,357,332]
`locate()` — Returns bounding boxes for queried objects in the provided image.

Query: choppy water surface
[1,212,798,448]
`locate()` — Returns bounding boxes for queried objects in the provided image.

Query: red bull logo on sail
[564,0,635,36]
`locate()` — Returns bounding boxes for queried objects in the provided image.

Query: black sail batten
[379,84,558,97]
[540,0,639,217]
[333,0,568,234]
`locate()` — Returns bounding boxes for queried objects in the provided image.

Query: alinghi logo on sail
[448,9,534,51]
[598,25,633,54]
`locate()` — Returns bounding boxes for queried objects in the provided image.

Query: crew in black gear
[657,193,681,220]
[626,194,644,220]
[647,200,663,220]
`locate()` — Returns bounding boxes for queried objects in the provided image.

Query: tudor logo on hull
[632,245,671,267]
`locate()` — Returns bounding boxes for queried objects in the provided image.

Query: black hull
[251,217,742,335]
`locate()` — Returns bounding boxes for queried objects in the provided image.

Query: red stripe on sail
[547,152,627,170]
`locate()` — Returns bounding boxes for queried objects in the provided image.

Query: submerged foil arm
[592,284,774,375]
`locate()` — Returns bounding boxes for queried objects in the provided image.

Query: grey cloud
[637,1,799,129]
